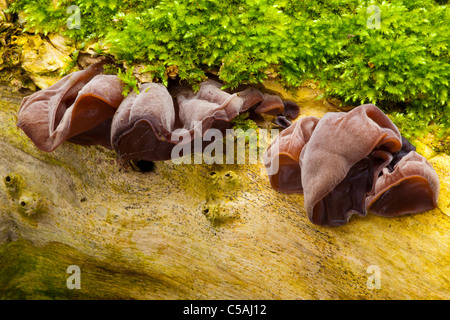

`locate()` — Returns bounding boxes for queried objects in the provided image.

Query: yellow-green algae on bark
[9,33,75,89]
[0,87,449,300]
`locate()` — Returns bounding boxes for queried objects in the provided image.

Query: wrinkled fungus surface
[111,82,177,161]
[17,65,300,162]
[17,62,125,151]
[264,104,440,227]
[111,80,299,161]
[15,64,440,228]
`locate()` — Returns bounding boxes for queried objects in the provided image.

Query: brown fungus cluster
[17,62,124,151]
[264,104,440,227]
[17,63,299,162]
[16,64,439,228]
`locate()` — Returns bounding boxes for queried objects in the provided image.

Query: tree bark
[0,85,449,300]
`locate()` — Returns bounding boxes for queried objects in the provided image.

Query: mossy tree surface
[1,0,449,300]
[4,0,449,143]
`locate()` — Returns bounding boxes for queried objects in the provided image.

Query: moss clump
[388,108,450,155]
[7,1,449,116]
[117,65,139,97]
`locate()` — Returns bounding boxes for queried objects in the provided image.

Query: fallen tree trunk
[0,85,449,300]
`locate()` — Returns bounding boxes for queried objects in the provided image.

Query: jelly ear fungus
[264,104,440,227]
[264,116,319,193]
[111,80,301,162]
[110,82,177,162]
[17,63,300,160]
[17,62,124,151]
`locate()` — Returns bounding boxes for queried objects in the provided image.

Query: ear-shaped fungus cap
[300,104,403,226]
[232,87,300,121]
[111,83,176,161]
[367,150,439,217]
[282,100,301,120]
[237,88,264,111]
[17,62,124,151]
[177,80,245,134]
[239,91,300,122]
[177,81,300,135]
[266,103,440,227]
[264,116,319,193]
[111,80,284,162]
[254,93,285,116]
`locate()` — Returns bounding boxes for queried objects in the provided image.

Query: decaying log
[0,85,449,299]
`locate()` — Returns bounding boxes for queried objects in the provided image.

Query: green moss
[117,66,139,97]
[103,63,119,75]
[59,50,79,76]
[231,113,258,129]
[388,108,450,155]
[2,0,448,153]
[8,0,448,93]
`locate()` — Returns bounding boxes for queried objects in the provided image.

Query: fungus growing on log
[264,116,319,193]
[17,65,300,163]
[264,104,440,227]
[282,100,301,120]
[254,93,284,115]
[17,62,124,151]
[177,80,248,134]
[367,146,440,217]
[110,82,177,162]
[111,79,300,162]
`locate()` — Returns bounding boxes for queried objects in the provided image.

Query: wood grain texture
[0,86,449,299]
